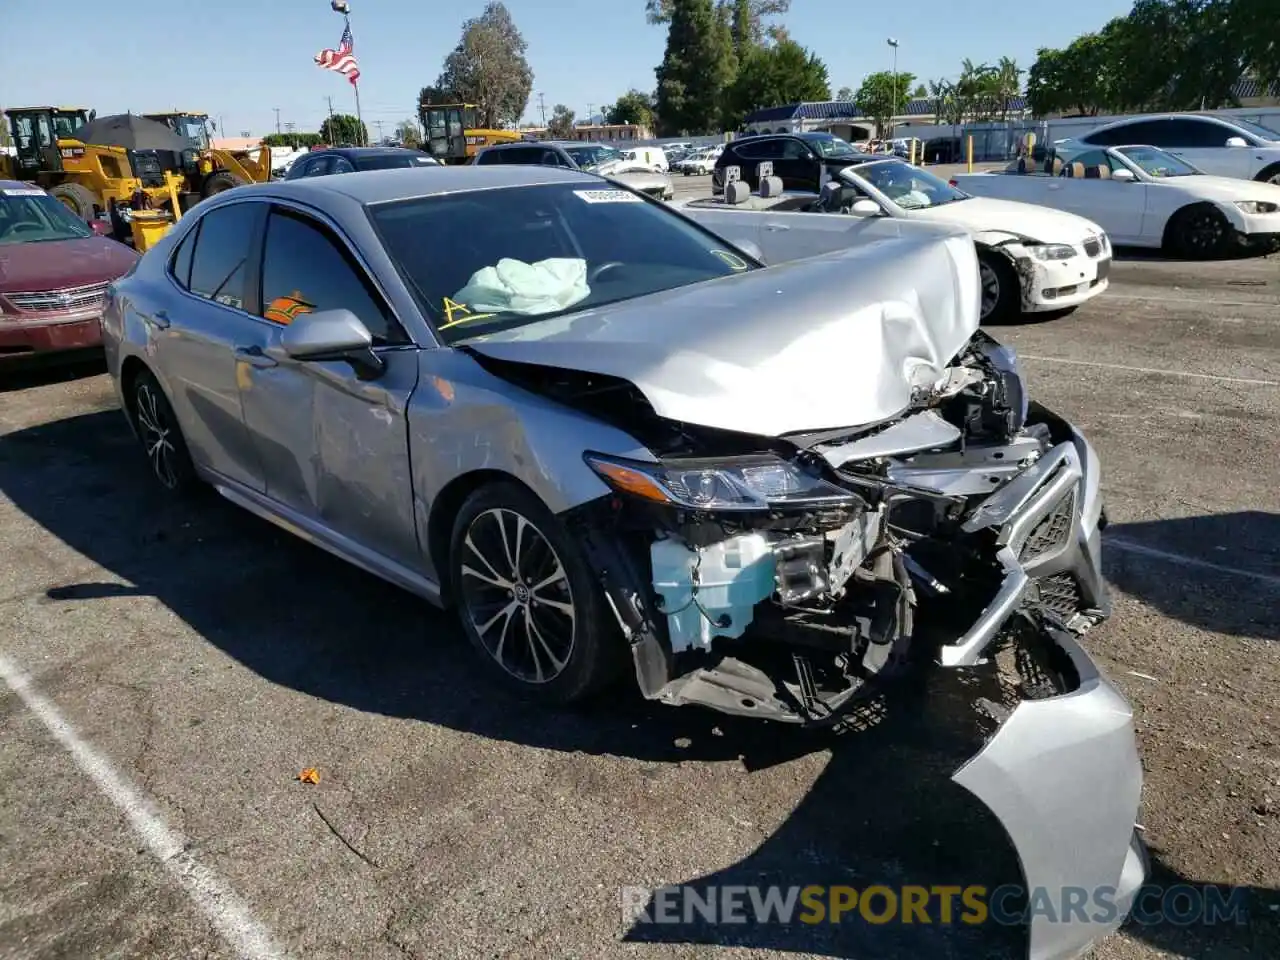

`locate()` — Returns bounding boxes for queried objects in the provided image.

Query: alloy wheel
[1183,209,1225,255]
[135,382,179,489]
[979,260,1000,319]
[458,508,576,684]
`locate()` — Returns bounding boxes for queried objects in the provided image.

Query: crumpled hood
[905,194,1106,243]
[464,230,980,436]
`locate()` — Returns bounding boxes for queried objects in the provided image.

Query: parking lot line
[1106,536,1280,589]
[0,652,286,960]
[1018,355,1280,387]
[1104,292,1276,310]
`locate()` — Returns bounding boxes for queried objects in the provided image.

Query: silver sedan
[102,165,1145,960]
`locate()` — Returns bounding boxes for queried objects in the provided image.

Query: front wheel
[1167,203,1234,260]
[448,482,624,703]
[978,252,1020,324]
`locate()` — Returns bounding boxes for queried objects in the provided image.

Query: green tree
[835,85,855,102]
[647,0,790,45]
[721,39,830,129]
[319,114,367,145]
[654,0,736,135]
[396,120,422,147]
[911,83,927,98]
[262,132,322,148]
[607,89,656,126]
[854,70,916,138]
[436,2,533,128]
[547,104,575,138]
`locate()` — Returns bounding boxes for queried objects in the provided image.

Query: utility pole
[887,38,900,142]
[326,96,336,143]
[537,92,546,128]
[274,107,281,135]
[285,121,297,148]
[587,103,594,126]
[375,119,384,143]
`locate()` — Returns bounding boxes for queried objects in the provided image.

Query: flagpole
[353,77,365,146]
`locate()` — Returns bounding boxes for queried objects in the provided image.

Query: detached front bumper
[1021,254,1110,312]
[954,624,1147,960]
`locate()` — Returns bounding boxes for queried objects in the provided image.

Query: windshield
[52,112,87,139]
[1113,145,1202,178]
[354,153,436,171]
[174,117,211,150]
[564,144,622,170]
[0,189,95,244]
[808,136,859,158]
[371,182,758,343]
[1227,117,1280,141]
[854,160,970,208]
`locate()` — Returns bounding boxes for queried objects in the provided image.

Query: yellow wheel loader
[2,107,183,224]
[418,103,531,164]
[144,111,271,197]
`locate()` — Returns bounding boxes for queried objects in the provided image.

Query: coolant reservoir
[650,534,776,652]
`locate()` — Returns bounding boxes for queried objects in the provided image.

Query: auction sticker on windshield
[573,189,643,203]
[1,188,46,197]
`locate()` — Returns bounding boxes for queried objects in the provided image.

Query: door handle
[147,309,170,330]
[234,344,278,368]
[764,222,790,232]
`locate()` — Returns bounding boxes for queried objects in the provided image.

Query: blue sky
[2,0,1133,136]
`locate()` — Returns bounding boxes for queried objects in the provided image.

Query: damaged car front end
[457,216,1142,960]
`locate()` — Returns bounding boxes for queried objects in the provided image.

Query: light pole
[886,38,899,142]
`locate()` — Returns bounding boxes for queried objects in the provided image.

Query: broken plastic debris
[296,767,321,785]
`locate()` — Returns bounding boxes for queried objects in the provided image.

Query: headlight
[584,453,858,511]
[1028,243,1077,261]
[1235,201,1279,214]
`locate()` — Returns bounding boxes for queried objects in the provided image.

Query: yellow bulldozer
[1,106,183,223]
[418,103,532,164]
[144,111,271,197]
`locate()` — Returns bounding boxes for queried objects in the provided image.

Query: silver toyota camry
[102,165,1145,960]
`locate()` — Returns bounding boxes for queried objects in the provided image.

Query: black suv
[713,132,876,194]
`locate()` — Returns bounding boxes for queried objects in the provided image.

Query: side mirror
[734,239,765,263]
[278,308,384,379]
[1110,168,1136,183]
[849,198,882,217]
[1225,136,1248,148]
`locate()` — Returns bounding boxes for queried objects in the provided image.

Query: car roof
[232,164,600,205]
[312,146,428,157]
[1086,112,1240,130]
[1,179,44,191]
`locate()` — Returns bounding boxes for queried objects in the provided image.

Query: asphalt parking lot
[1,200,1277,960]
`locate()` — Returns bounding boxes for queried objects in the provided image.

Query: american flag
[315,21,360,86]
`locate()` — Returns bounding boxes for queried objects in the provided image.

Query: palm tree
[993,57,1023,121]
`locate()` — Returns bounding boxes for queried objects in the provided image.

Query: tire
[1255,163,1280,186]
[1167,203,1234,260]
[448,481,624,703]
[977,251,1020,324]
[48,182,98,221]
[202,170,248,198]
[129,369,198,494]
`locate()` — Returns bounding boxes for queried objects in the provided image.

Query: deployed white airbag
[454,257,590,316]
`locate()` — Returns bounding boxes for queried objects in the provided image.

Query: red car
[0,181,139,366]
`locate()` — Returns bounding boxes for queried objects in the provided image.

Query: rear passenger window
[187,203,260,310]
[170,222,198,288]
[258,208,406,345]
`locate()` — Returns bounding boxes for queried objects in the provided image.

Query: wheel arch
[426,469,550,608]
[1161,199,1243,250]
[118,354,154,430]
[1253,161,1280,184]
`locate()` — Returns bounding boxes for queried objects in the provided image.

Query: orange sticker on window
[264,290,315,325]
